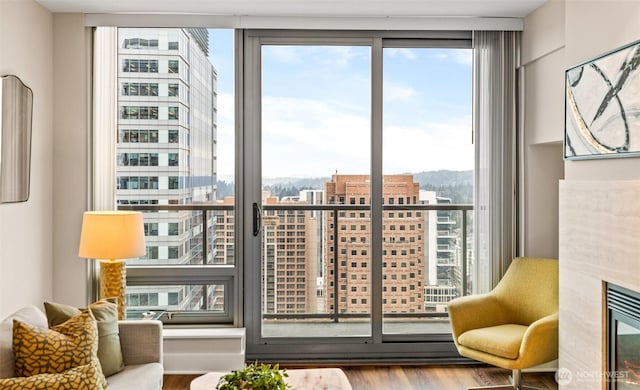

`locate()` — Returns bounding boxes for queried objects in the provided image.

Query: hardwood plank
[162,365,559,390]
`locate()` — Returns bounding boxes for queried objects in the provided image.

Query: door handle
[253,202,262,236]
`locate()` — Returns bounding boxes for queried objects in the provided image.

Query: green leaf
[216,362,292,390]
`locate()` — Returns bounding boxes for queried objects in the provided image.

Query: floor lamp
[78,211,145,319]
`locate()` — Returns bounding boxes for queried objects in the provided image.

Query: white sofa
[0,305,164,390]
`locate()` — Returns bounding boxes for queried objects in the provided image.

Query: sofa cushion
[44,299,124,377]
[0,362,105,390]
[105,363,164,390]
[0,306,48,379]
[12,309,106,387]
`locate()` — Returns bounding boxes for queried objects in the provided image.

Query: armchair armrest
[447,293,509,342]
[118,320,163,365]
[519,312,558,367]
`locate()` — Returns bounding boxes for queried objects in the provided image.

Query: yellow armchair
[447,257,558,390]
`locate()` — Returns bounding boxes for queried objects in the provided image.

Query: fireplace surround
[559,180,640,390]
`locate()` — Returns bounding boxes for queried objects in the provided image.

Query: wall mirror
[0,75,33,203]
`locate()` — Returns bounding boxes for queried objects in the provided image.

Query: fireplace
[608,283,640,389]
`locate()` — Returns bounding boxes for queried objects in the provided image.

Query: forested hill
[216,170,473,204]
[412,170,473,204]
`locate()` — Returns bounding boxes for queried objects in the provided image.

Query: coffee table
[190,367,352,390]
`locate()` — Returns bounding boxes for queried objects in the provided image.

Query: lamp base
[99,260,126,320]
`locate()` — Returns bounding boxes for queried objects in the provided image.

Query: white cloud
[430,50,472,66]
[260,96,472,177]
[384,82,418,101]
[383,120,474,173]
[451,50,472,66]
[261,96,370,177]
[317,46,362,68]
[264,45,365,68]
[266,46,303,64]
[385,48,418,60]
[217,92,472,178]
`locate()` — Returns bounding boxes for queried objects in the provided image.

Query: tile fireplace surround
[559,180,640,389]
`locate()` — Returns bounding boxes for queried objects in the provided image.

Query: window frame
[242,29,472,361]
[104,27,240,326]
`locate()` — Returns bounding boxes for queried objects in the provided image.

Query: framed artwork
[564,39,640,160]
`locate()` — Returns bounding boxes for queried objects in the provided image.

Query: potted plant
[216,362,291,390]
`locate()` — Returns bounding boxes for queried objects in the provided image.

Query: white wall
[0,3,90,317]
[563,0,640,181]
[521,0,565,258]
[0,0,54,317]
[522,0,640,259]
[52,13,90,307]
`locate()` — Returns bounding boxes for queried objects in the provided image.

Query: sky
[209,30,473,179]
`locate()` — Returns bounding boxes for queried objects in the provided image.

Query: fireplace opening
[608,283,640,389]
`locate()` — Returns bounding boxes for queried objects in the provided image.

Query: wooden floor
[162,365,558,389]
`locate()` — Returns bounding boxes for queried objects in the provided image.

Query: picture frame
[0,75,33,203]
[564,39,640,160]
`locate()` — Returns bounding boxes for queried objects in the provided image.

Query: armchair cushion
[447,294,509,341]
[458,324,527,359]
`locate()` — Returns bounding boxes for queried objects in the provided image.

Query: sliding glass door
[259,43,372,338]
[243,30,473,361]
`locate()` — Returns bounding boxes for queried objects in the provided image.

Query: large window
[115,28,235,324]
[104,27,476,360]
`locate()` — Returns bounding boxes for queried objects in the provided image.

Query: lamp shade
[78,211,145,260]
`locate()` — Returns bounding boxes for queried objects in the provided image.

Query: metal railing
[119,202,473,323]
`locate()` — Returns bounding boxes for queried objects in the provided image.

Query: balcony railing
[119,202,473,326]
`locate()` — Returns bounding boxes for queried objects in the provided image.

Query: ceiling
[35,0,547,18]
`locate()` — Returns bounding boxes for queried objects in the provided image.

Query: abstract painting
[564,40,640,160]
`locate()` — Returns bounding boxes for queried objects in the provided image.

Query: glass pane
[382,47,473,335]
[116,28,235,317]
[125,284,226,317]
[260,45,371,338]
[616,321,640,389]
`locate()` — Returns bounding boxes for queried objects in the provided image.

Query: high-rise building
[262,194,319,315]
[324,174,425,315]
[421,190,462,312]
[211,192,320,317]
[116,28,217,313]
[299,190,325,279]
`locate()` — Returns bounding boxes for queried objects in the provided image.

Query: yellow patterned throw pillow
[44,298,124,377]
[0,363,104,389]
[11,310,106,388]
